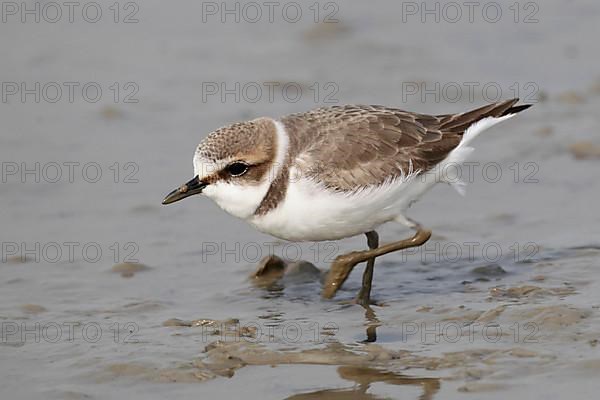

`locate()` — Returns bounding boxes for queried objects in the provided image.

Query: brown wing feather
[281,99,524,192]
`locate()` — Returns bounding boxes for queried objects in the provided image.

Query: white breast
[247,170,417,241]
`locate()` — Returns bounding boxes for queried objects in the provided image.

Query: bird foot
[322,252,363,299]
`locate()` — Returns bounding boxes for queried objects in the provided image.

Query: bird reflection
[251,256,386,343]
[362,304,380,343]
[285,366,440,400]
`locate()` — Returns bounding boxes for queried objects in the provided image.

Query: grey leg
[322,228,432,299]
[356,231,379,306]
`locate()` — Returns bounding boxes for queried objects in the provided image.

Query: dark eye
[226,162,249,177]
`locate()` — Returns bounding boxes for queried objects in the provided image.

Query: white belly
[247,172,422,241]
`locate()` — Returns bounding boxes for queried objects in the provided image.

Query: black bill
[162,175,207,205]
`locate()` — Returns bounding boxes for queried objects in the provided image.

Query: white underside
[246,114,516,241]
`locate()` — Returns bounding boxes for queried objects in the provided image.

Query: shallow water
[2,0,600,398]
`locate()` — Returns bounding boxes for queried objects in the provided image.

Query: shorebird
[163,98,531,305]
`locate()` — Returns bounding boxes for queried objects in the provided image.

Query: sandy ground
[1,0,600,398]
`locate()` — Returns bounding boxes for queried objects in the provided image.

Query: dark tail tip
[503,102,533,116]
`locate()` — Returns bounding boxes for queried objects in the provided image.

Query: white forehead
[193,152,232,180]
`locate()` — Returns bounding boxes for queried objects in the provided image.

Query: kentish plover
[163,98,531,304]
